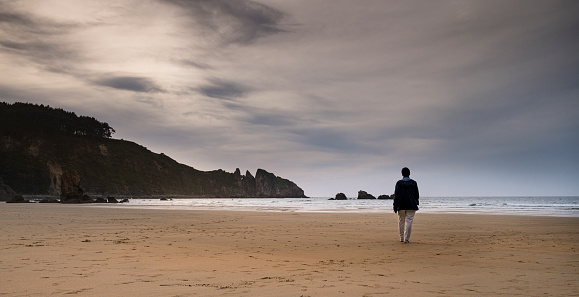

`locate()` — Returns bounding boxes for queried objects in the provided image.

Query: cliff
[0,102,307,199]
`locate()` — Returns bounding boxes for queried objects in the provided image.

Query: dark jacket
[393,178,419,212]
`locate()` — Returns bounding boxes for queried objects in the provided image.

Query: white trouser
[398,210,416,242]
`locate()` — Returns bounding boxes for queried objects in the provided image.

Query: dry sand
[0,203,577,296]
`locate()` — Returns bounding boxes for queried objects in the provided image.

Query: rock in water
[378,194,394,200]
[378,194,394,199]
[357,190,376,199]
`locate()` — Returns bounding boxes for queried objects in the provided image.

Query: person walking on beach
[394,167,419,243]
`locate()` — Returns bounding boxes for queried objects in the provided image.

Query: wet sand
[0,203,577,296]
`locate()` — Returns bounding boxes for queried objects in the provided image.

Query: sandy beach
[1,203,577,296]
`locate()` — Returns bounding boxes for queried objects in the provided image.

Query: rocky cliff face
[0,102,307,198]
[255,169,305,198]
[233,168,257,197]
[0,135,307,198]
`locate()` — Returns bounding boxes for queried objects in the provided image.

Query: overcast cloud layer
[1,0,578,197]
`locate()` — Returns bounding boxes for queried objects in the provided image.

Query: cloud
[162,0,288,45]
[135,96,165,109]
[197,79,249,99]
[0,6,85,73]
[247,112,294,127]
[0,9,72,33]
[92,76,165,93]
[176,58,212,69]
[0,11,33,26]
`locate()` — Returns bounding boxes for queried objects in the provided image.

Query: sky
[1,0,578,197]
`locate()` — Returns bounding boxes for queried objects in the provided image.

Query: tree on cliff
[0,102,115,138]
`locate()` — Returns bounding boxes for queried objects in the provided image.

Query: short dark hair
[401,167,410,177]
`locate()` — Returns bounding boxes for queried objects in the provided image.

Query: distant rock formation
[233,168,258,197]
[378,194,394,199]
[331,193,347,200]
[357,190,376,199]
[255,169,306,198]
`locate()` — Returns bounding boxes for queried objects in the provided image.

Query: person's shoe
[404,240,409,244]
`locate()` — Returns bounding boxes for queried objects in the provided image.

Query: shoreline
[93,196,579,218]
[3,199,578,218]
[1,203,577,296]
[4,200,577,216]
[88,203,579,218]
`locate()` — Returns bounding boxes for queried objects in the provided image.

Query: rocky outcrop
[6,195,30,203]
[244,170,257,197]
[357,190,376,199]
[0,178,17,201]
[60,171,92,203]
[232,169,258,197]
[378,194,394,199]
[255,169,306,198]
[331,193,347,200]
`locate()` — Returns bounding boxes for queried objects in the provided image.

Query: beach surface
[1,203,577,296]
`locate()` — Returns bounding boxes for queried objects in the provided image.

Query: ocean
[101,196,579,217]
